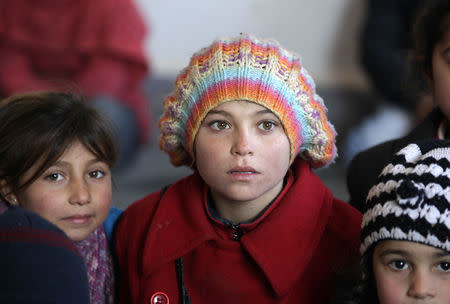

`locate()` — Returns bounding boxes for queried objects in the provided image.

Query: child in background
[0,206,90,303]
[0,0,151,171]
[356,139,450,303]
[0,91,122,304]
[115,34,362,304]
[347,0,450,212]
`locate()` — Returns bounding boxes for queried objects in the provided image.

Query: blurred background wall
[134,0,369,89]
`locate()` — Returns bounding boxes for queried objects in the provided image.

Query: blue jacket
[104,206,123,242]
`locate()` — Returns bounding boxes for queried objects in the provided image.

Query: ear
[0,179,18,205]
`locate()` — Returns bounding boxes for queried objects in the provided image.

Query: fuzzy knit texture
[75,225,114,304]
[159,34,336,168]
[360,139,450,255]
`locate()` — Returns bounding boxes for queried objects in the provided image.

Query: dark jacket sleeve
[346,140,399,212]
[347,107,443,212]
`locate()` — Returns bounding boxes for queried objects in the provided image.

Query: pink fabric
[0,0,151,141]
[76,226,115,304]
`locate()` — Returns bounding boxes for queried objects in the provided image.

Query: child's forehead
[375,240,450,257]
[36,141,96,168]
[208,100,273,113]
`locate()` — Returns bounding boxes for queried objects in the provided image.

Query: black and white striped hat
[360,139,450,255]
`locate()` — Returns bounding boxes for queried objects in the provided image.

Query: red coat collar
[142,159,335,296]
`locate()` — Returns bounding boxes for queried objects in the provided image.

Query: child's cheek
[26,192,57,212]
[96,188,112,219]
[43,195,66,215]
[374,268,405,304]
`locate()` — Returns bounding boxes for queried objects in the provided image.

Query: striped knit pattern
[360,139,450,255]
[158,34,336,168]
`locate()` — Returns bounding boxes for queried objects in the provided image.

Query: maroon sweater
[0,0,150,141]
[116,159,362,303]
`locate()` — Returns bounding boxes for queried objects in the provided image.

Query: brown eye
[258,121,275,131]
[45,173,63,182]
[211,121,230,130]
[88,170,105,179]
[389,260,408,270]
[438,262,450,272]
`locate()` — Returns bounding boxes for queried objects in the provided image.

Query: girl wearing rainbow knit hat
[115,34,362,304]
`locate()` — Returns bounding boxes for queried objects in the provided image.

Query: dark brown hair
[0,91,117,202]
[413,0,450,77]
[350,248,378,304]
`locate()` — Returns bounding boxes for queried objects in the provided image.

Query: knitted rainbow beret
[159,34,337,168]
[360,139,450,256]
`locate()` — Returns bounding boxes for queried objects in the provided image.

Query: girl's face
[11,141,111,242]
[430,27,450,120]
[194,100,290,222]
[373,240,450,303]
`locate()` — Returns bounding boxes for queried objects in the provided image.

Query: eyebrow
[206,109,232,118]
[378,248,450,259]
[433,251,450,259]
[378,249,409,258]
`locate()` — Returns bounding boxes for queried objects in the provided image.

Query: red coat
[0,0,150,141]
[116,159,362,303]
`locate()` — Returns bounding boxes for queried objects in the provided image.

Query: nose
[68,178,91,206]
[230,128,254,156]
[407,270,436,299]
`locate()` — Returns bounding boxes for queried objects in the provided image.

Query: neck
[210,182,283,224]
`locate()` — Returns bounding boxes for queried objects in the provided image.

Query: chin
[228,193,265,204]
[66,230,92,242]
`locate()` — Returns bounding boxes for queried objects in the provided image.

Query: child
[0,206,90,303]
[0,91,122,303]
[115,34,362,304]
[347,0,450,212]
[356,138,450,303]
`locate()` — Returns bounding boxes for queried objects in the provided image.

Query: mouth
[63,214,92,225]
[228,166,259,175]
